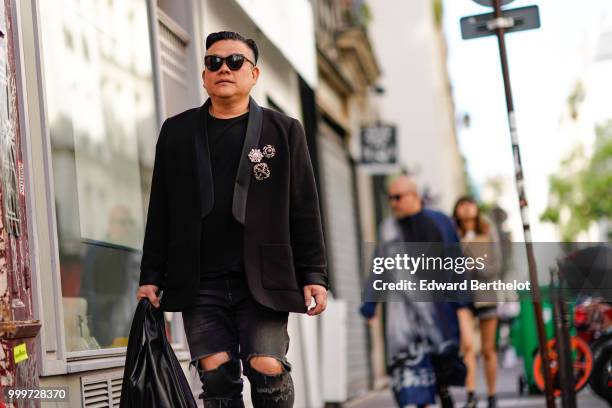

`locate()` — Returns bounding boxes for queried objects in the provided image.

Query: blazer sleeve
[139,120,170,288]
[289,118,329,289]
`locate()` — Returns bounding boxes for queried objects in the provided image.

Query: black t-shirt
[199,109,248,281]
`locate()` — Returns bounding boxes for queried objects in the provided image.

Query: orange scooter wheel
[533,336,593,397]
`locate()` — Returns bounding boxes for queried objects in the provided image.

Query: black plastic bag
[120,298,197,407]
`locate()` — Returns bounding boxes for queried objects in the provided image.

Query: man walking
[361,175,464,408]
[136,31,328,407]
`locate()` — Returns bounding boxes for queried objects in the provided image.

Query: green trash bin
[510,287,555,394]
[510,287,576,394]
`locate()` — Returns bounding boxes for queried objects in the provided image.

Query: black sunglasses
[387,191,414,201]
[204,53,256,71]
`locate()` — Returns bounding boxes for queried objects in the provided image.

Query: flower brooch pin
[248,144,276,180]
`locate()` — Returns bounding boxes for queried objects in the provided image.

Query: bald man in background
[361,175,466,408]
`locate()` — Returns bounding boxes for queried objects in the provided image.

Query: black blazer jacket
[139,97,328,312]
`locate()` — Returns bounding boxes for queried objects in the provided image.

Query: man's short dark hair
[205,31,259,63]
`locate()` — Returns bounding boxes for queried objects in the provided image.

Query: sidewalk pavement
[345,360,609,408]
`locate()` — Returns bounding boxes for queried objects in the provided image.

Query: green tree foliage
[541,120,612,240]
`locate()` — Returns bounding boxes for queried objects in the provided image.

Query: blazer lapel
[194,99,214,217]
[232,96,263,224]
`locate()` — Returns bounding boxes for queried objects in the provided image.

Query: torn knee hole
[199,351,231,371]
[248,356,284,375]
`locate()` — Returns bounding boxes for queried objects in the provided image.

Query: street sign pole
[551,264,578,408]
[488,1,555,406]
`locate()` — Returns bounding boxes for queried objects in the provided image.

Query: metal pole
[552,265,578,408]
[491,0,555,406]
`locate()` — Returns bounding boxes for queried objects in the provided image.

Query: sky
[442,0,612,241]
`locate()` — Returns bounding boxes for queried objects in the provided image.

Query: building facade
[312,0,383,400]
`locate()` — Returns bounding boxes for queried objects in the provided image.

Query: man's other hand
[136,284,161,308]
[303,284,327,316]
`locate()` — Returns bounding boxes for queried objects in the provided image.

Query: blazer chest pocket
[260,244,299,291]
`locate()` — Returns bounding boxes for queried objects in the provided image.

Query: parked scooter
[576,297,612,404]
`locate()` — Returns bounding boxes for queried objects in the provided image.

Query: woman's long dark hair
[452,196,490,238]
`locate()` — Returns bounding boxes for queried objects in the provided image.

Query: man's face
[202,40,259,100]
[387,183,420,218]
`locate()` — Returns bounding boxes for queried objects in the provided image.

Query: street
[345,361,609,408]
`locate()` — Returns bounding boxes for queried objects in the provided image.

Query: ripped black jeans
[182,275,294,407]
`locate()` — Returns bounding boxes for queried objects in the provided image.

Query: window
[39,0,158,352]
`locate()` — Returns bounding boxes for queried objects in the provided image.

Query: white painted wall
[367,0,466,213]
[233,0,318,88]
